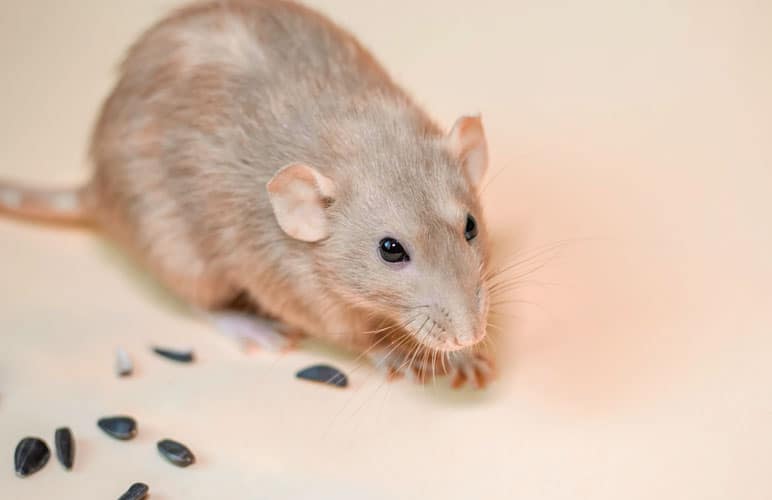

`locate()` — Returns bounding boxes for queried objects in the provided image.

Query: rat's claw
[447,351,496,389]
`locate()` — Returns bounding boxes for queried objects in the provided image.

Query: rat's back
[86,0,412,304]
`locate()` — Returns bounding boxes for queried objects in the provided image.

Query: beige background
[1,1,771,499]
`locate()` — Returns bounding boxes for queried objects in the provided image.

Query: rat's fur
[0,0,494,387]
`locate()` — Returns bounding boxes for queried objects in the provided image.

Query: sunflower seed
[97,416,137,440]
[296,364,348,388]
[152,346,194,363]
[157,439,196,467]
[54,427,75,470]
[14,437,50,477]
[116,347,133,377]
[118,482,149,500]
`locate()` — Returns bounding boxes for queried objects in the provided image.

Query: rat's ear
[447,115,489,190]
[267,163,336,242]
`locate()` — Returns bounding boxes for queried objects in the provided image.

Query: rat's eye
[379,238,410,263]
[465,214,478,241]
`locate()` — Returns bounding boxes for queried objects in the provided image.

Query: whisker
[338,316,424,383]
[488,310,522,321]
[420,345,430,387]
[396,319,429,375]
[490,300,541,310]
[486,259,555,290]
[483,238,581,283]
[393,317,429,374]
[488,276,556,293]
[352,317,415,356]
[413,324,435,377]
[380,334,413,372]
[490,297,544,307]
[488,282,549,300]
[486,324,505,334]
[431,345,438,387]
[479,162,513,195]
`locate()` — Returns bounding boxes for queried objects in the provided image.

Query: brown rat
[0,0,495,388]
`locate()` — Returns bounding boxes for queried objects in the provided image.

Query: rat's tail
[0,179,94,226]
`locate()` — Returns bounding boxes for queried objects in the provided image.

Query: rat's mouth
[406,318,485,353]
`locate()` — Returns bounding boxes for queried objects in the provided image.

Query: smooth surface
[14,437,51,478]
[157,439,196,468]
[118,482,150,500]
[54,427,75,470]
[1,1,771,499]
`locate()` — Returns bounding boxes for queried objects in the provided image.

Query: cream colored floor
[2,1,771,499]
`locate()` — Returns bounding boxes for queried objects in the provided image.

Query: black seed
[152,346,194,363]
[14,437,50,477]
[97,416,137,440]
[157,439,195,467]
[54,427,75,470]
[118,482,149,500]
[296,364,349,388]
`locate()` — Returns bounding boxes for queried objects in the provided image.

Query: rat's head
[267,115,491,352]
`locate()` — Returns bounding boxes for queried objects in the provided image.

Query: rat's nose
[456,323,485,347]
[456,332,476,346]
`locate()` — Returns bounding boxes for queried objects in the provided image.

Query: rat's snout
[412,283,489,352]
[400,223,491,352]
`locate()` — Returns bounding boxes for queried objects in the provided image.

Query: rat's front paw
[368,346,496,389]
[446,350,496,389]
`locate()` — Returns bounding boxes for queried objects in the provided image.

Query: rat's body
[0,0,495,387]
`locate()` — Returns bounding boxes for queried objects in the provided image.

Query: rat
[0,0,495,388]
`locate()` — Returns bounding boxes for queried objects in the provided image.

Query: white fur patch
[0,187,22,208]
[209,311,290,352]
[50,191,79,213]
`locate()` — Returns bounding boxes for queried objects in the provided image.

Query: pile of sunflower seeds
[14,413,196,499]
[13,344,348,498]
